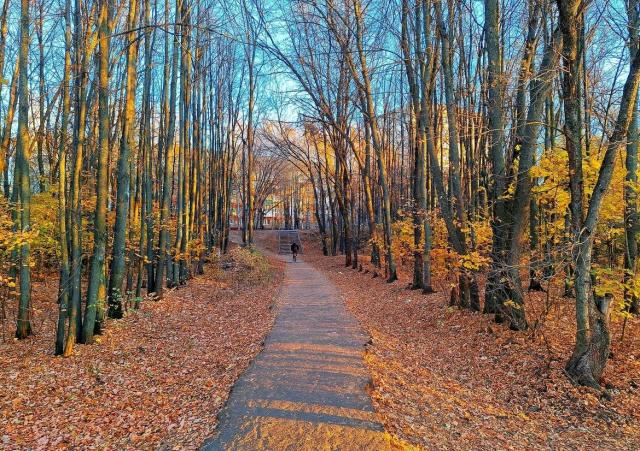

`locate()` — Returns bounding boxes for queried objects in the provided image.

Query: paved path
[202,255,398,450]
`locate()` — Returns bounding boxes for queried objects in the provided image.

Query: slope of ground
[303,239,640,450]
[0,248,284,450]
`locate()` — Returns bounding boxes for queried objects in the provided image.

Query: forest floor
[298,232,640,450]
[0,246,284,450]
[3,229,639,450]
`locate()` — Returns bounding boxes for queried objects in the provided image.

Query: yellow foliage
[390,212,419,265]
[0,190,97,272]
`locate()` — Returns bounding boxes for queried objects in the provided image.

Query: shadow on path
[201,255,401,450]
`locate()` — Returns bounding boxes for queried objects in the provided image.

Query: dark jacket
[290,242,300,253]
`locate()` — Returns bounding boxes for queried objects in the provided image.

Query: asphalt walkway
[202,254,398,450]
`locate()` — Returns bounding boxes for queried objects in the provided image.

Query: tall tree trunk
[15,0,32,339]
[559,0,640,388]
[401,0,426,289]
[435,0,480,309]
[625,0,640,315]
[359,118,380,267]
[349,0,397,281]
[483,0,510,316]
[0,0,10,182]
[108,0,139,318]
[245,33,256,246]
[55,0,72,355]
[176,0,190,284]
[82,0,111,343]
[155,0,179,296]
[141,0,155,293]
[64,0,90,356]
[501,27,561,329]
[36,1,47,193]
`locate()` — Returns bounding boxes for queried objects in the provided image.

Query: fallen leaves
[305,242,640,450]
[0,248,284,450]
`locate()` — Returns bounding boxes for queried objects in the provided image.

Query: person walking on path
[290,242,299,262]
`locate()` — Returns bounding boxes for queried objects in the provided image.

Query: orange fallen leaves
[306,243,640,450]
[0,250,284,450]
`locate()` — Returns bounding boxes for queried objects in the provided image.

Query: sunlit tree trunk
[108,0,139,318]
[243,10,257,247]
[64,0,91,355]
[176,0,191,284]
[358,114,380,267]
[82,0,111,343]
[625,0,640,315]
[54,0,72,355]
[502,26,561,329]
[0,0,9,183]
[141,0,155,293]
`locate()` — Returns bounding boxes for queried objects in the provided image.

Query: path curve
[201,254,398,450]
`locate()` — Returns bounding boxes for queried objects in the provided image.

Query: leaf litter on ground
[0,247,284,450]
[302,236,640,450]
